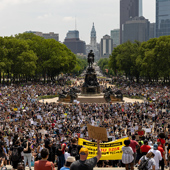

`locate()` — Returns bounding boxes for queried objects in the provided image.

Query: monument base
[81,86,100,94]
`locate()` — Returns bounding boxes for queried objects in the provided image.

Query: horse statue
[87,50,94,67]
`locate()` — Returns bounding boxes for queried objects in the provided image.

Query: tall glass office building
[120,0,143,44]
[156,0,170,37]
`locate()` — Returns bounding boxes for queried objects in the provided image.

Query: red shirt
[129,140,139,153]
[138,130,144,136]
[34,160,55,170]
[61,143,66,154]
[158,146,164,157]
[140,145,151,153]
[157,139,165,149]
[52,123,55,128]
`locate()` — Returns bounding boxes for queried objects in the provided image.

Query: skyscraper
[110,29,120,47]
[100,35,113,58]
[156,0,170,37]
[120,0,143,44]
[64,30,86,55]
[123,16,150,43]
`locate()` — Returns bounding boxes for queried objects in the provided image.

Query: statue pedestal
[81,66,100,95]
[82,86,100,94]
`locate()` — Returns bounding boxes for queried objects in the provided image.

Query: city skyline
[0,0,155,43]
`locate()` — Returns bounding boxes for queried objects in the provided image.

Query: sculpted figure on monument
[87,50,94,67]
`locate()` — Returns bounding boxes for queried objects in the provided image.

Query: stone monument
[82,50,100,94]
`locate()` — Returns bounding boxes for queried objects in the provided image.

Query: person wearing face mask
[36,142,44,161]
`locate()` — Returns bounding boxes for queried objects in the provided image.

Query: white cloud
[37,13,53,20]
[63,17,75,22]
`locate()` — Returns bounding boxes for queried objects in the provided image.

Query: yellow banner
[78,137,129,160]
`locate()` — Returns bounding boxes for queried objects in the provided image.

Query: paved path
[5,165,128,170]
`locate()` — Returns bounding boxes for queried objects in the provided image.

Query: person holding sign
[70,140,101,170]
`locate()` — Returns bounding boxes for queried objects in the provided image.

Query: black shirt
[70,157,97,170]
[10,145,23,161]
[22,141,31,153]
[68,144,82,160]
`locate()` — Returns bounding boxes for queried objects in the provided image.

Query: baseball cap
[79,147,89,155]
[153,144,158,150]
[66,156,76,162]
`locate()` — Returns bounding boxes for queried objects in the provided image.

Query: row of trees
[0,33,86,83]
[98,35,170,82]
[98,58,114,76]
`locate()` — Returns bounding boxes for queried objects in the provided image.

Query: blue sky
[0,0,155,43]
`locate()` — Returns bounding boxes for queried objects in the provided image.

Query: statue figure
[87,50,94,67]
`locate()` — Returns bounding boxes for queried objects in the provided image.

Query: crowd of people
[0,76,170,170]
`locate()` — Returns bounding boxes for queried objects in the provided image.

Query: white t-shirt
[148,149,162,170]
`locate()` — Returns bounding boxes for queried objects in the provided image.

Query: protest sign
[78,137,129,160]
[136,135,140,140]
[145,128,151,133]
[87,124,108,141]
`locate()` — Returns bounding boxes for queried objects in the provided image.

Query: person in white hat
[60,156,75,170]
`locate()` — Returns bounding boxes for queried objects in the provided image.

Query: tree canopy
[107,36,170,82]
[0,33,79,83]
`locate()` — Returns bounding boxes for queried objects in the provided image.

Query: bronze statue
[87,50,94,67]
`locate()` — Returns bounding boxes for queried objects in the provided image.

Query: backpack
[138,156,150,170]
[56,145,62,156]
[12,147,20,162]
[71,146,78,157]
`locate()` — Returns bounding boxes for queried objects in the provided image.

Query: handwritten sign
[87,124,108,141]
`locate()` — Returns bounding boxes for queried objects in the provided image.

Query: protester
[17,162,25,170]
[129,135,139,164]
[157,142,166,170]
[34,148,55,170]
[10,140,23,170]
[138,152,156,170]
[70,140,101,170]
[122,140,134,170]
[148,144,162,170]
[68,138,82,160]
[44,134,52,162]
[23,136,33,170]
[58,138,67,170]
[140,140,151,156]
[60,156,75,170]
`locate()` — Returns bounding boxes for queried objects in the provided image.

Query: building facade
[110,29,120,47]
[120,0,143,44]
[86,23,100,60]
[156,0,170,37]
[123,16,150,43]
[100,35,113,58]
[149,23,156,39]
[34,32,59,41]
[64,30,86,55]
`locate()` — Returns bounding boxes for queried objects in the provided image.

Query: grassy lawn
[38,94,59,100]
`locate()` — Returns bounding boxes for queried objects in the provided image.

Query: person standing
[10,140,23,170]
[140,140,151,156]
[68,138,82,160]
[23,136,33,170]
[129,135,139,164]
[138,152,156,170]
[34,148,55,170]
[58,138,67,170]
[148,144,162,170]
[70,140,101,170]
[60,156,75,170]
[122,140,134,170]
[157,133,166,151]
[157,142,166,170]
[44,134,52,161]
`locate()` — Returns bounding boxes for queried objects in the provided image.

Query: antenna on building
[75,16,77,30]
